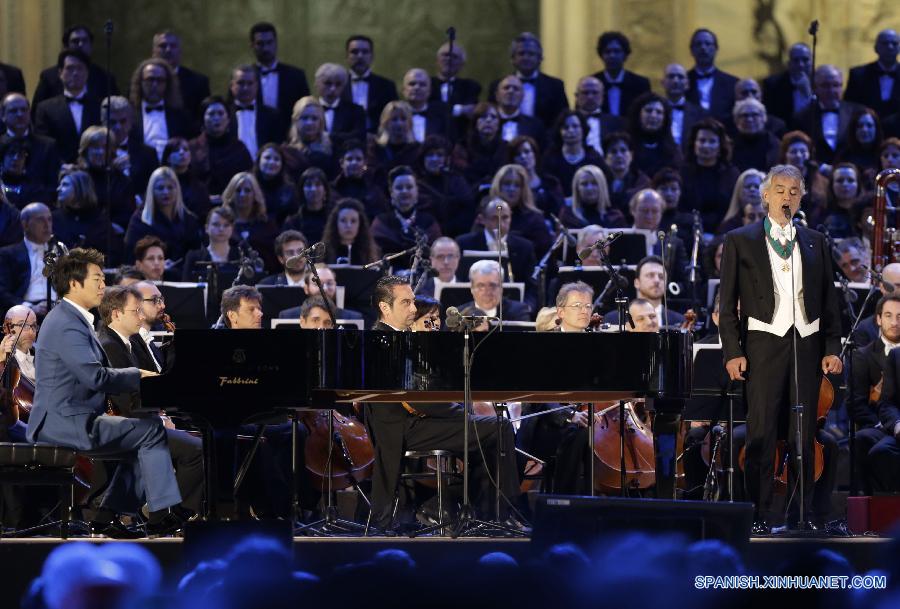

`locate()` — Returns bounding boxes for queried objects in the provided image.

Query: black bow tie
[235,104,255,112]
[352,75,369,83]
[117,144,127,151]
[520,77,537,85]
[412,110,426,117]
[670,103,685,110]
[145,105,164,112]
[879,67,897,78]
[259,67,276,76]
[65,96,83,104]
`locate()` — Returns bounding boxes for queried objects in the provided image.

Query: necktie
[145,105,164,112]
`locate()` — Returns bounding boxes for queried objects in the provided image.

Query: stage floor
[0,534,892,606]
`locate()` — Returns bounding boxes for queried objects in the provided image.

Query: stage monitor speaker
[532,495,754,553]
[182,520,293,569]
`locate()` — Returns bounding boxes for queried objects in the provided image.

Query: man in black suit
[850,263,900,352]
[97,285,204,518]
[661,63,707,149]
[152,30,211,128]
[604,255,686,327]
[128,58,194,160]
[101,96,158,193]
[0,63,25,96]
[456,199,537,310]
[494,75,547,151]
[869,313,900,492]
[719,164,843,534]
[574,76,624,156]
[845,29,900,120]
[33,49,101,164]
[276,264,364,322]
[686,29,739,123]
[250,22,310,128]
[257,229,307,286]
[593,31,651,118]
[430,41,481,129]
[0,93,61,188]
[315,63,366,148]
[32,25,119,114]
[0,203,54,316]
[366,275,521,529]
[488,32,568,130]
[630,189,689,282]
[791,65,864,164]
[228,65,285,160]
[343,35,398,133]
[730,79,786,138]
[762,43,813,125]
[401,68,451,143]
[459,258,531,322]
[851,294,900,493]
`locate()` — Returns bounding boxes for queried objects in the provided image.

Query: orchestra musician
[720,164,842,534]
[366,275,521,530]
[24,248,184,537]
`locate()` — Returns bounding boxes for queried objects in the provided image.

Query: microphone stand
[444,26,456,138]
[532,231,566,311]
[495,204,504,331]
[808,20,819,168]
[660,231,670,329]
[362,244,418,271]
[104,19,114,265]
[689,210,703,315]
[304,257,338,327]
[597,248,633,331]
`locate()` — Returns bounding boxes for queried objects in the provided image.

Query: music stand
[330,265,383,313]
[156,282,208,329]
[607,229,652,265]
[457,250,512,282]
[257,286,306,326]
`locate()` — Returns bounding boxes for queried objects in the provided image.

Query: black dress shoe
[145,513,184,538]
[751,519,771,536]
[90,519,144,540]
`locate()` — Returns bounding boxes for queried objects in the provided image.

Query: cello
[301,407,374,491]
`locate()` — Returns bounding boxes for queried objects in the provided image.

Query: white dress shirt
[142,101,169,160]
[112,327,133,352]
[64,88,86,134]
[746,221,819,338]
[321,99,338,133]
[669,98,686,145]
[879,69,896,102]
[603,70,625,116]
[138,326,162,372]
[258,61,280,109]
[63,297,95,329]
[350,70,370,109]
[694,69,715,110]
[499,110,519,142]
[235,104,259,159]
[14,349,35,384]
[411,106,427,143]
[23,239,50,303]
[516,71,537,117]
[585,114,603,155]
[821,110,839,151]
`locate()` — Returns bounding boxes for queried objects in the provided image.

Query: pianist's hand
[140,369,159,378]
[725,357,747,381]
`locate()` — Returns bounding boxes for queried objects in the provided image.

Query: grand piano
[142,328,692,498]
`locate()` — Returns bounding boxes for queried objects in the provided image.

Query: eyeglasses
[142,296,165,305]
[123,308,145,316]
[563,303,593,311]
[472,283,501,291]
[8,322,37,331]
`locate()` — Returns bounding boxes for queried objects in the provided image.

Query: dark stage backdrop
[65,0,539,105]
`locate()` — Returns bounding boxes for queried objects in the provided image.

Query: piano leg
[649,398,684,500]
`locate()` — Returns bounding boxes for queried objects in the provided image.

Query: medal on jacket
[764,217,794,272]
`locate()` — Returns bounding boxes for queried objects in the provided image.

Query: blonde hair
[77,126,114,166]
[569,165,611,221]
[489,164,539,213]
[221,172,268,222]
[535,306,560,331]
[141,166,185,225]
[288,96,332,154]
[376,101,416,146]
[721,168,766,223]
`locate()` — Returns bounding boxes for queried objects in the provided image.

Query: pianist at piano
[366,275,522,529]
[24,248,184,537]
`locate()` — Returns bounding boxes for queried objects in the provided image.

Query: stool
[0,442,78,539]
[398,450,459,533]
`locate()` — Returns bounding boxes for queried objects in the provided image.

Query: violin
[679,309,698,332]
[587,313,604,332]
[0,321,34,426]
[160,312,176,333]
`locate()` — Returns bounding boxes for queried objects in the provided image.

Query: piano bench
[399,450,461,532]
[0,442,77,539]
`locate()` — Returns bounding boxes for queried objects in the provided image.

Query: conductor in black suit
[686,29,739,123]
[32,25,119,113]
[228,65,285,160]
[343,35,398,133]
[592,31,651,118]
[762,43,813,125]
[845,29,900,121]
[488,32,569,130]
[33,49,101,165]
[152,30,211,127]
[719,164,843,534]
[250,22,310,127]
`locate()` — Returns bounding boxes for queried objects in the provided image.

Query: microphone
[284,242,326,272]
[446,26,456,41]
[808,19,819,36]
[862,265,896,292]
[445,305,498,329]
[578,231,623,261]
[711,424,726,438]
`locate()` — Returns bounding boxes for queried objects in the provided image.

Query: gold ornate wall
[1,0,897,101]
[541,0,900,98]
[0,0,63,96]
